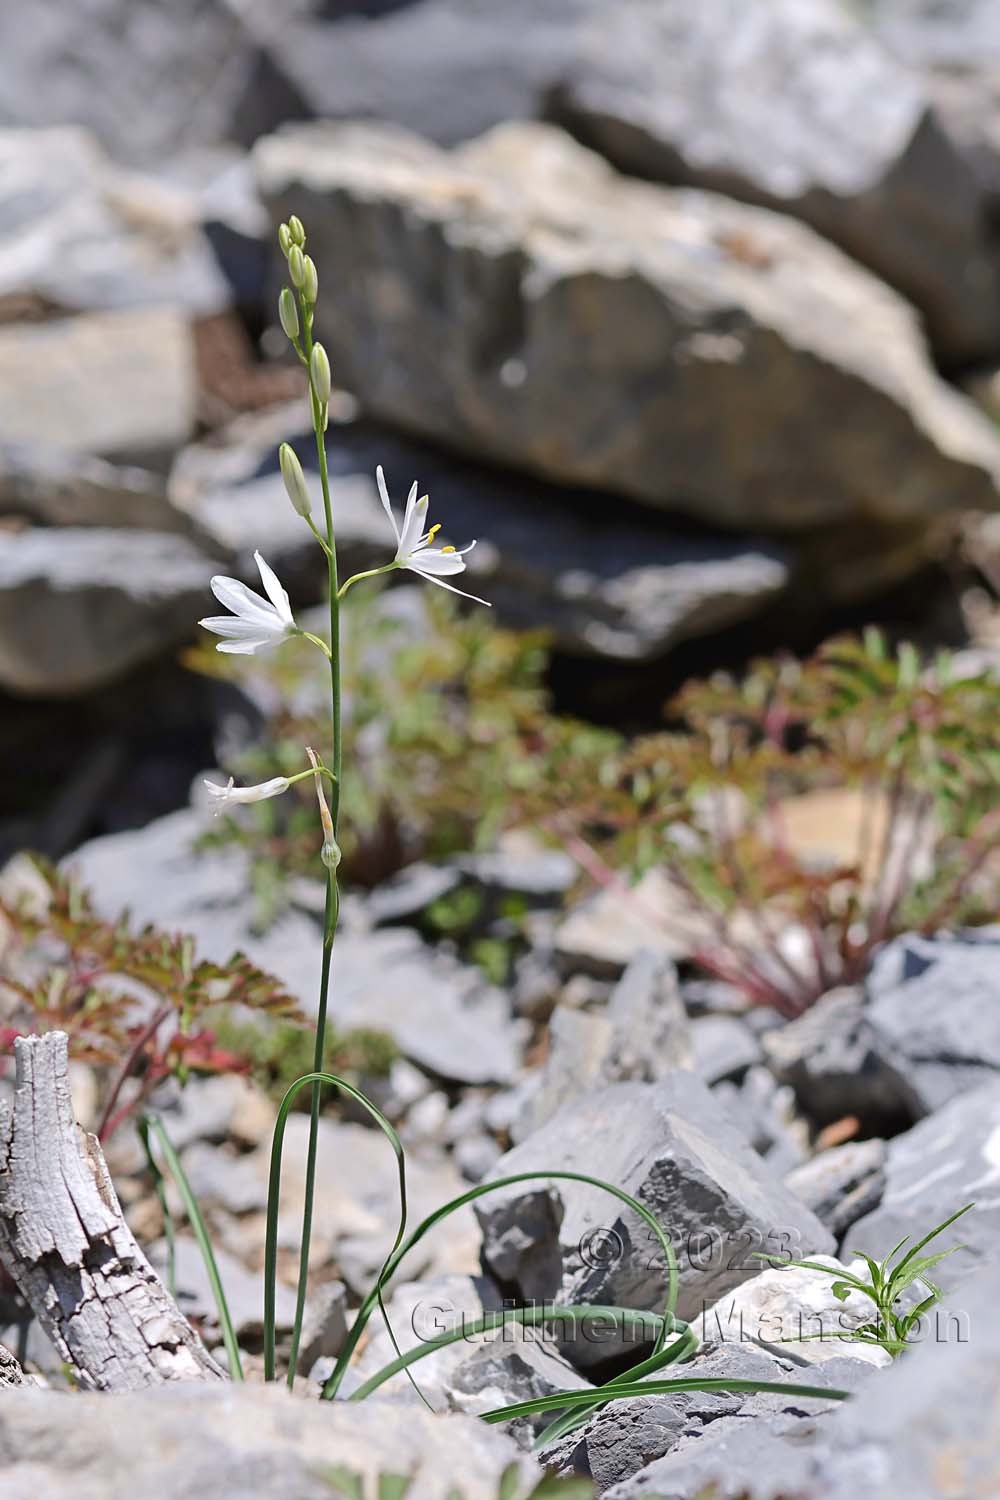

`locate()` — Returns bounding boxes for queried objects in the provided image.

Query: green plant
[208,1012,396,1102]
[0,859,300,1138]
[758,1202,973,1359]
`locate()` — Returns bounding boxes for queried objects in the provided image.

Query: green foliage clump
[761,1203,972,1358]
[0,858,301,1137]
[191,605,1000,1013]
[209,1012,396,1102]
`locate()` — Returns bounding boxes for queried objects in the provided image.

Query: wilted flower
[203,775,291,813]
[376,466,489,605]
[200,550,296,654]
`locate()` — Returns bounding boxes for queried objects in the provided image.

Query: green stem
[284,288,343,1388]
[141,1113,244,1382]
[338,562,401,600]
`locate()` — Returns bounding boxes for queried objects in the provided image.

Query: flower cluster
[199,214,489,812]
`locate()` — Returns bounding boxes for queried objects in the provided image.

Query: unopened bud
[288,245,306,289]
[278,287,299,341]
[302,254,318,304]
[310,343,331,405]
[278,223,293,256]
[306,747,340,869]
[288,215,306,247]
[279,442,311,518]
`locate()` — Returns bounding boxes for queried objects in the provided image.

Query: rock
[551,1343,868,1492]
[256,119,1000,541]
[170,401,790,663]
[0,445,206,537]
[0,1,268,167]
[0,128,230,316]
[550,0,1000,363]
[696,1258,893,1369]
[0,528,216,697]
[761,987,911,1129]
[254,1113,478,1295]
[784,1140,887,1241]
[0,1383,535,1500]
[713,1066,810,1173]
[512,950,692,1142]
[234,1,601,150]
[450,838,577,904]
[350,1273,504,1408]
[554,869,717,977]
[176,1141,270,1217]
[367,862,463,926]
[863,931,1000,1114]
[68,809,522,1086]
[449,1324,593,1429]
[690,1016,761,1084]
[295,1280,348,1377]
[604,1257,1000,1499]
[847,1079,1000,1282]
[477,1074,835,1359]
[150,1234,296,1345]
[0,309,196,464]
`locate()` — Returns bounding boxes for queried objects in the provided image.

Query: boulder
[696,1257,892,1369]
[551,1345,871,1493]
[603,1258,1000,1499]
[255,120,1000,538]
[0,445,207,537]
[847,1080,1000,1282]
[863,931,1000,1114]
[0,128,229,316]
[550,0,1000,363]
[476,1074,835,1353]
[68,808,522,1086]
[510,951,692,1142]
[0,1384,534,1500]
[0,309,196,463]
[0,1,265,166]
[0,527,216,696]
[761,987,912,1129]
[784,1140,887,1241]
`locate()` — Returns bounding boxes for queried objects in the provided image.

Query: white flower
[200,550,296,654]
[204,775,290,813]
[376,466,489,605]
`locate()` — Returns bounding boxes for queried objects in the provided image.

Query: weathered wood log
[0,1031,225,1390]
[0,1339,24,1387]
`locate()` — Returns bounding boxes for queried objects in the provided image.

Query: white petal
[209,574,281,627]
[398,491,428,559]
[376,465,400,545]
[215,637,275,655]
[227,776,291,804]
[404,565,491,606]
[204,778,234,801]
[200,614,279,640]
[409,548,469,576]
[254,551,294,627]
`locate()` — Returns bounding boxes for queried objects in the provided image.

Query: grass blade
[142,1112,244,1382]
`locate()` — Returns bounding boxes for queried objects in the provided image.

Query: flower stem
[285,286,343,1386]
[338,562,401,600]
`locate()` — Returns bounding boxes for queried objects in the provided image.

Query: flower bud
[278,287,299,340]
[288,215,306,247]
[279,442,311,518]
[302,254,319,304]
[310,342,331,405]
[288,245,306,289]
[278,223,293,256]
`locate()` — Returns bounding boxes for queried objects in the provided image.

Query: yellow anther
[442,544,456,554]
[427,523,442,541]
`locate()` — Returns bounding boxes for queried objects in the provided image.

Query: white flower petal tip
[200,553,296,654]
[376,469,490,606]
[203,775,291,814]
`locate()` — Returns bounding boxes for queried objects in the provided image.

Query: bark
[0,1340,24,1387]
[0,1031,225,1391]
